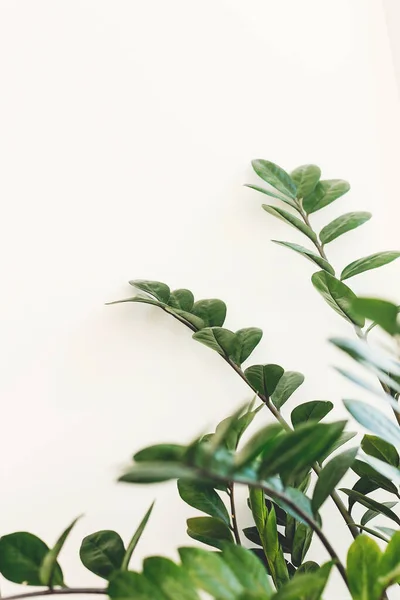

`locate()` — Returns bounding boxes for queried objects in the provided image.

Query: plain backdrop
[1,1,400,598]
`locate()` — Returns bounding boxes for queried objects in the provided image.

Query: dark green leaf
[143,556,200,600]
[134,444,185,463]
[80,531,125,580]
[361,501,397,526]
[243,526,262,546]
[108,570,163,600]
[251,159,297,199]
[290,165,321,200]
[177,480,230,525]
[312,271,365,327]
[129,280,170,303]
[291,401,333,428]
[346,535,381,600]
[121,502,155,570]
[119,462,195,484]
[272,241,334,275]
[351,459,398,495]
[0,532,63,587]
[344,400,400,450]
[272,562,333,599]
[341,490,400,525]
[312,447,357,511]
[167,289,194,311]
[186,517,233,549]
[362,435,399,467]
[220,543,274,595]
[291,524,313,568]
[353,298,400,336]
[244,184,298,210]
[106,295,162,307]
[361,454,400,487]
[235,424,283,468]
[296,562,320,575]
[302,179,350,214]
[319,212,371,245]
[319,431,357,463]
[348,478,379,514]
[268,485,316,526]
[40,516,80,586]
[230,328,263,366]
[166,307,205,330]
[271,371,305,409]
[244,364,284,398]
[341,251,400,281]
[378,531,400,589]
[262,205,317,242]
[193,327,236,356]
[191,299,227,327]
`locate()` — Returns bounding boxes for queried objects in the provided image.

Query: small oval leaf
[341,251,400,281]
[290,164,321,200]
[319,211,371,245]
[302,179,350,214]
[251,159,297,199]
[262,205,317,242]
[272,241,334,274]
[312,271,365,327]
[271,371,304,409]
[191,299,227,327]
[129,280,170,303]
[186,517,234,550]
[177,480,230,526]
[291,401,333,428]
[80,530,125,580]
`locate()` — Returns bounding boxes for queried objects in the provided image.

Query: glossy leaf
[319,211,371,245]
[121,502,155,570]
[378,531,400,588]
[351,459,398,495]
[341,490,400,526]
[291,524,313,567]
[244,364,284,398]
[143,556,200,600]
[107,570,161,600]
[344,399,400,450]
[244,183,298,209]
[193,327,236,356]
[129,279,170,303]
[262,205,317,242]
[80,530,125,580]
[302,179,350,214]
[177,480,230,525]
[312,447,357,511]
[230,328,263,366]
[346,535,381,600]
[291,401,333,428]
[272,241,334,275]
[40,516,80,586]
[272,562,333,599]
[186,517,233,549]
[235,424,283,468]
[312,271,365,326]
[134,444,185,463]
[0,532,63,586]
[348,478,379,514]
[359,454,400,487]
[167,307,205,330]
[341,251,400,281]
[219,544,274,596]
[361,501,398,526]
[191,299,227,327]
[271,371,305,409]
[361,435,399,467]
[167,289,194,311]
[290,164,321,200]
[353,298,400,335]
[251,159,297,199]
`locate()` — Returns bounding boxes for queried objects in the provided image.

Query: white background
[1,1,400,598]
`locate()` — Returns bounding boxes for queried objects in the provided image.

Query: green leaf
[341,251,400,281]
[0,532,63,587]
[40,516,80,586]
[108,570,163,600]
[378,531,400,588]
[265,508,290,587]
[134,444,185,463]
[119,462,195,484]
[346,535,382,600]
[291,524,313,568]
[353,298,400,336]
[272,563,333,599]
[121,502,155,570]
[362,454,400,487]
[244,364,284,398]
[179,546,242,600]
[268,485,316,526]
[332,338,400,378]
[80,530,125,580]
[351,459,399,495]
[219,543,274,596]
[344,400,400,450]
[361,435,399,467]
[312,447,357,512]
[272,241,334,275]
[319,212,371,245]
[341,490,400,526]
[360,501,398,526]
[244,184,298,209]
[177,480,230,525]
[296,561,320,575]
[193,327,236,356]
[186,517,234,549]
[251,159,297,199]
[348,478,379,514]
[376,527,397,539]
[260,421,346,484]
[271,371,305,409]
[249,487,267,533]
[106,295,163,307]
[191,299,227,327]
[143,556,200,600]
[167,289,194,311]
[165,307,205,330]
[291,401,333,428]
[262,205,317,242]
[230,328,263,366]
[312,271,365,327]
[302,179,350,214]
[290,165,321,200]
[129,280,170,303]
[235,424,283,468]
[319,431,357,463]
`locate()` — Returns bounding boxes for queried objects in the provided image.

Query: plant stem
[228,483,241,545]
[1,589,107,600]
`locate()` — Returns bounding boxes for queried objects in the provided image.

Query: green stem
[228,483,242,545]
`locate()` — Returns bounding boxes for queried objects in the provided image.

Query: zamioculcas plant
[1,159,400,599]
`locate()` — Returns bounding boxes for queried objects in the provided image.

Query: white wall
[1,1,400,598]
